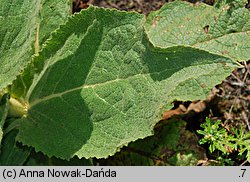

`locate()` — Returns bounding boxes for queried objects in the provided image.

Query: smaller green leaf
[0,0,71,92]
[0,130,30,165]
[145,1,250,61]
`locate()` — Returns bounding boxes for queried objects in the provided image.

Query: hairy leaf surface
[15,7,237,159]
[0,0,71,91]
[145,1,250,61]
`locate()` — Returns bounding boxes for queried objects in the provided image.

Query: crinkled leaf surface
[145,1,250,61]
[15,6,237,159]
[0,0,71,91]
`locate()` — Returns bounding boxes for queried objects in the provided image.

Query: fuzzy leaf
[0,0,71,91]
[145,1,250,61]
[15,7,237,159]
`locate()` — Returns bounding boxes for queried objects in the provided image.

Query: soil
[73,0,215,14]
[73,0,250,166]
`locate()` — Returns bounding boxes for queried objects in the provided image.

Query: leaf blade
[145,1,250,61]
[16,7,237,159]
[0,130,30,166]
[0,0,71,91]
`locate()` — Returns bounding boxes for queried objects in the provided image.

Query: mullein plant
[0,0,249,163]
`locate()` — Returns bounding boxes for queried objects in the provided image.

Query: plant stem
[8,98,27,118]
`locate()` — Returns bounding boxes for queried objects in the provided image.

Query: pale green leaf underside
[0,0,71,91]
[15,6,237,159]
[145,1,250,61]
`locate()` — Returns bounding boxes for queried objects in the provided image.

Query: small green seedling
[198,117,250,162]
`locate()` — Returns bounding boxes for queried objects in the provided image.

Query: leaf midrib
[28,62,218,108]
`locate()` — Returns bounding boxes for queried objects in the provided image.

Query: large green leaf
[0,0,71,91]
[145,0,250,61]
[14,6,237,159]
